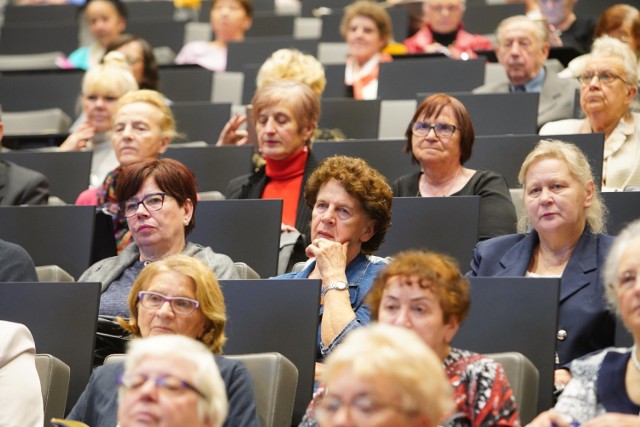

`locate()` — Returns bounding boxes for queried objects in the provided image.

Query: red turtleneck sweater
[262,147,309,227]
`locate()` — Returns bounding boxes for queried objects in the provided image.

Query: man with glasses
[403,0,492,59]
[541,36,640,191]
[474,15,579,129]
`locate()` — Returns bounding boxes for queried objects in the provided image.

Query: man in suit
[0,109,50,205]
[474,15,579,129]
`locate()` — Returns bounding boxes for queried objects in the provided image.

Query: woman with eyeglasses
[541,36,640,191]
[78,158,239,319]
[392,93,517,241]
[69,255,258,427]
[467,139,615,394]
[117,335,228,427]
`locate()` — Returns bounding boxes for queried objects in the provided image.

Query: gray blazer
[474,66,579,129]
[0,160,49,206]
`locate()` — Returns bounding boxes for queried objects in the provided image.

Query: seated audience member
[0,239,38,282]
[473,15,579,128]
[531,0,594,53]
[529,218,640,426]
[117,335,228,427]
[540,37,639,191]
[67,0,128,70]
[76,89,174,253]
[69,255,259,427]
[313,324,453,427]
[0,110,49,206]
[0,321,44,427]
[393,93,517,240]
[559,4,640,79]
[403,0,493,59]
[341,1,393,100]
[79,159,239,318]
[225,80,320,269]
[301,251,519,426]
[105,34,160,91]
[467,139,615,390]
[278,155,392,365]
[175,0,253,71]
[59,62,138,188]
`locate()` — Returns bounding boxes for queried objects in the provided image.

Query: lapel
[0,160,10,204]
[498,232,538,275]
[559,230,598,302]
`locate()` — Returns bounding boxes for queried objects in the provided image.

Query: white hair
[589,35,639,85]
[603,219,640,315]
[121,335,228,427]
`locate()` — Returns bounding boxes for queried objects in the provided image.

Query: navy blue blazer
[466,229,616,366]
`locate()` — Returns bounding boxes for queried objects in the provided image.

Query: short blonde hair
[321,324,453,426]
[517,139,606,233]
[114,89,178,141]
[121,335,228,427]
[82,62,138,100]
[119,254,227,353]
[256,48,326,97]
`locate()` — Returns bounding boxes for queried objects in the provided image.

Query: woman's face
[126,177,193,254]
[256,104,313,161]
[318,371,426,427]
[424,0,464,34]
[613,236,640,337]
[378,275,458,360]
[115,41,145,87]
[85,0,126,48]
[311,179,375,261]
[411,105,462,168]
[523,157,593,237]
[112,101,170,166]
[210,0,251,42]
[137,270,207,340]
[117,355,210,427]
[346,15,386,66]
[82,89,120,133]
[580,56,637,125]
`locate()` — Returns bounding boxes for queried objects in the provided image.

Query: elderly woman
[175,0,252,71]
[301,250,519,427]
[559,5,640,79]
[467,139,615,389]
[66,0,127,70]
[528,218,640,426]
[393,93,517,241]
[76,89,174,252]
[69,255,259,427]
[105,34,159,91]
[541,37,639,191]
[117,335,228,427]
[226,80,320,268]
[341,1,393,100]
[315,324,453,427]
[403,0,492,59]
[59,62,138,188]
[279,155,392,365]
[79,158,239,318]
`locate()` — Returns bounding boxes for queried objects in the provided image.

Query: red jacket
[404,25,493,59]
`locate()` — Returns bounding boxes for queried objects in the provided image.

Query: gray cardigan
[79,241,239,292]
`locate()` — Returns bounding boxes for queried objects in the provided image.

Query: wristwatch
[322,280,348,297]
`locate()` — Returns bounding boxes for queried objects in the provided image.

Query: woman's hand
[554,368,572,386]
[59,122,95,151]
[306,238,348,283]
[526,410,574,427]
[216,113,249,146]
[281,223,298,233]
[583,413,640,427]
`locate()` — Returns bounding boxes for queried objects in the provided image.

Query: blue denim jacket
[277,252,388,360]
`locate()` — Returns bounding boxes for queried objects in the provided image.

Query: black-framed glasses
[138,291,200,315]
[118,373,206,399]
[411,122,458,138]
[577,71,628,86]
[123,192,167,218]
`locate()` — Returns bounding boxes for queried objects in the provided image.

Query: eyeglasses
[577,71,628,86]
[138,291,200,315]
[118,373,206,399]
[123,192,167,218]
[315,395,416,423]
[411,122,458,138]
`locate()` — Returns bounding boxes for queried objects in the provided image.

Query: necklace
[631,344,640,372]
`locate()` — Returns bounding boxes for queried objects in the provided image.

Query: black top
[560,16,595,54]
[392,169,517,240]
